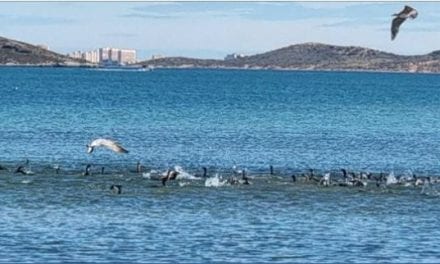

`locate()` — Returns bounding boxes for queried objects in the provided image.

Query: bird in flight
[87,138,129,154]
[391,5,418,41]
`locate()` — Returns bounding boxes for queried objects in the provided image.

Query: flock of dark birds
[1,136,438,196]
[0,5,426,195]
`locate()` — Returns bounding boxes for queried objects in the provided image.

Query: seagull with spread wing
[87,138,129,154]
[391,5,418,41]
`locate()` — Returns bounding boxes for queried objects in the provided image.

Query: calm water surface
[1,68,440,263]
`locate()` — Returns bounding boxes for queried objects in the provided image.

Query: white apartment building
[82,50,99,63]
[109,48,120,62]
[99,47,111,62]
[118,49,137,65]
[69,47,137,65]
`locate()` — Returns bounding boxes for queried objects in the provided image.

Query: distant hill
[139,43,440,73]
[0,36,89,66]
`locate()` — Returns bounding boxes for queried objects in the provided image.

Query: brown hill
[0,36,89,66]
[139,43,440,73]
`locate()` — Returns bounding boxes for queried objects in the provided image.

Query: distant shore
[2,35,440,73]
[130,64,439,74]
[1,63,439,75]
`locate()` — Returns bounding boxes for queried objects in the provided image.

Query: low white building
[151,54,164,60]
[36,44,49,50]
[224,53,245,61]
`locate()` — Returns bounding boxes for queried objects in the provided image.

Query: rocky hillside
[141,57,224,68]
[140,43,440,73]
[0,36,89,66]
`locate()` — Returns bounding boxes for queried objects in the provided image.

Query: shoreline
[138,64,440,75]
[0,63,439,75]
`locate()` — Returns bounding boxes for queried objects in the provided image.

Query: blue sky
[0,2,439,60]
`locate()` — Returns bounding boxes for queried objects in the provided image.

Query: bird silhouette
[391,5,418,40]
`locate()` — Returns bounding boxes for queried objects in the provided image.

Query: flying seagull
[391,5,418,40]
[87,138,129,154]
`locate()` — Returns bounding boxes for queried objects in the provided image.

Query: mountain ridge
[1,36,440,73]
[139,43,440,73]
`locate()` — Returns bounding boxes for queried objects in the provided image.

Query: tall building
[99,47,111,62]
[109,48,120,62]
[82,50,99,63]
[69,47,137,65]
[118,49,136,65]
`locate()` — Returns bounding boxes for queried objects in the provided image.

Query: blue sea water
[2,67,440,173]
[1,67,440,263]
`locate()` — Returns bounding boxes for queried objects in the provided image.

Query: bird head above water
[110,185,122,194]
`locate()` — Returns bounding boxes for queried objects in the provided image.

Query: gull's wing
[391,16,406,40]
[91,138,129,153]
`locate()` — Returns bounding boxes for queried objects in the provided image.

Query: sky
[0,1,439,60]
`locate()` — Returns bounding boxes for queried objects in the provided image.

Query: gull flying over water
[391,5,418,40]
[87,138,129,154]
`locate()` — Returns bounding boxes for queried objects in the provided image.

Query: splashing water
[386,172,398,185]
[205,174,228,187]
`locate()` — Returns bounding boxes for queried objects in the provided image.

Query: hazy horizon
[0,2,439,60]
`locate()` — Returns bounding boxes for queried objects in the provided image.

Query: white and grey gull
[391,5,418,40]
[86,138,129,154]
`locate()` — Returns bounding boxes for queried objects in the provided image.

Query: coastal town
[68,48,137,66]
[67,47,244,66]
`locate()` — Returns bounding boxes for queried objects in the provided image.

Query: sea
[1,67,440,263]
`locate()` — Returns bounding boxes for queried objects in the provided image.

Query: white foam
[321,172,331,186]
[25,170,34,175]
[205,174,228,187]
[386,172,398,185]
[142,172,152,179]
[404,182,413,187]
